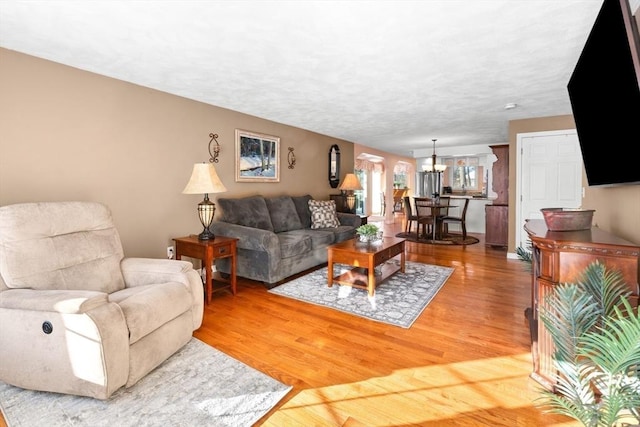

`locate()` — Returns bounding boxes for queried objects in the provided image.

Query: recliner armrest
[120,258,196,287]
[0,289,108,313]
[120,258,204,329]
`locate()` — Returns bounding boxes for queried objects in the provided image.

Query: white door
[516,130,584,251]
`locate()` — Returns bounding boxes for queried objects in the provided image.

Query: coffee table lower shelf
[332,263,401,290]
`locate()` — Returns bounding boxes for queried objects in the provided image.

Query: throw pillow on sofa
[309,200,340,229]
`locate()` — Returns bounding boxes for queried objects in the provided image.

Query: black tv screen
[567,0,640,186]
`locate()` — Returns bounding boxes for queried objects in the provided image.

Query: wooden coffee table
[327,236,406,296]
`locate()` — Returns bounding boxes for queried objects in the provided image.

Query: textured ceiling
[1,0,636,157]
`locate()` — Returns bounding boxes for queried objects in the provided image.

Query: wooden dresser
[524,219,640,390]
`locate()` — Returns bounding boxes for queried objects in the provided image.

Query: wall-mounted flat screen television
[567,0,640,186]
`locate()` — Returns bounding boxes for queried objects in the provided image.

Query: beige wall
[508,116,640,251]
[2,48,639,259]
[0,48,356,258]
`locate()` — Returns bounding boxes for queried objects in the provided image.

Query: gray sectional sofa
[210,194,361,287]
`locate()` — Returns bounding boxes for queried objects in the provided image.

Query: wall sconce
[338,173,363,213]
[288,147,296,169]
[208,132,220,163]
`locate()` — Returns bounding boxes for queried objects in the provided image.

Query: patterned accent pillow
[308,200,340,229]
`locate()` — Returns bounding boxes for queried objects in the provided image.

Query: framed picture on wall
[235,129,280,183]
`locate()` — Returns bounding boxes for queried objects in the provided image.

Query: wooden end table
[173,235,238,305]
[327,236,406,296]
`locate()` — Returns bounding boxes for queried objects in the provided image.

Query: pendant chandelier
[429,139,447,172]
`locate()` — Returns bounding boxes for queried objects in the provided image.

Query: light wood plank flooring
[0,214,579,427]
[198,215,578,426]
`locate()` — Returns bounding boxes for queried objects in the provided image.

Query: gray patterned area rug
[269,261,454,328]
[0,338,291,427]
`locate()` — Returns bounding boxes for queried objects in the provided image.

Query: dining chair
[402,196,418,233]
[413,197,435,240]
[438,196,451,216]
[442,197,470,239]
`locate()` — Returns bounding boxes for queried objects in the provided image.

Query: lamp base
[346,194,356,214]
[197,227,215,240]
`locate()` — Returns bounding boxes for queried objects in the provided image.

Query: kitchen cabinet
[485,144,509,246]
[485,204,508,247]
[489,144,509,205]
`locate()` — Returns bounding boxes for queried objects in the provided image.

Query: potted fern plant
[536,260,640,427]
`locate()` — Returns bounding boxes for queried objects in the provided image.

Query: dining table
[414,197,456,242]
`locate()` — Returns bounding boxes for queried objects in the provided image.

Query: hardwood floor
[196,215,578,426]
[0,214,579,427]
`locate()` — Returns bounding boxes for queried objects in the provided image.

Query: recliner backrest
[0,201,125,293]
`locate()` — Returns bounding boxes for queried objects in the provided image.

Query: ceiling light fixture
[504,103,518,110]
[430,139,446,173]
[424,138,446,200]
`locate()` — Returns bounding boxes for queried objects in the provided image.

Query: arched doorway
[355,154,385,216]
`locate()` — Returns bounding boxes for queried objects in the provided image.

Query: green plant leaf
[536,261,640,427]
[356,224,379,235]
[540,283,599,362]
[577,260,631,322]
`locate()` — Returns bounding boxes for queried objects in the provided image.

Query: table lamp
[338,173,363,212]
[182,163,227,240]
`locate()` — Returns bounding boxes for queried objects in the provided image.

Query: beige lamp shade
[338,173,363,191]
[182,163,227,194]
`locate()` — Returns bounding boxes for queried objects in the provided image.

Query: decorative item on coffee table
[356,224,382,243]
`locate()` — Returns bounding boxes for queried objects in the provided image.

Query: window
[355,169,366,215]
[393,162,411,189]
[393,172,407,189]
[444,157,483,194]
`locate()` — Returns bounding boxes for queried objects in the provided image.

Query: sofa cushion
[309,200,340,229]
[291,194,313,228]
[277,232,312,259]
[265,196,302,233]
[217,196,274,231]
[286,229,335,248]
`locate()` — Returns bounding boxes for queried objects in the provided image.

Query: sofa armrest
[337,212,362,227]
[0,288,108,313]
[210,221,281,257]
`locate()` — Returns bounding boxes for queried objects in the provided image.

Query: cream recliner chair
[0,201,204,399]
